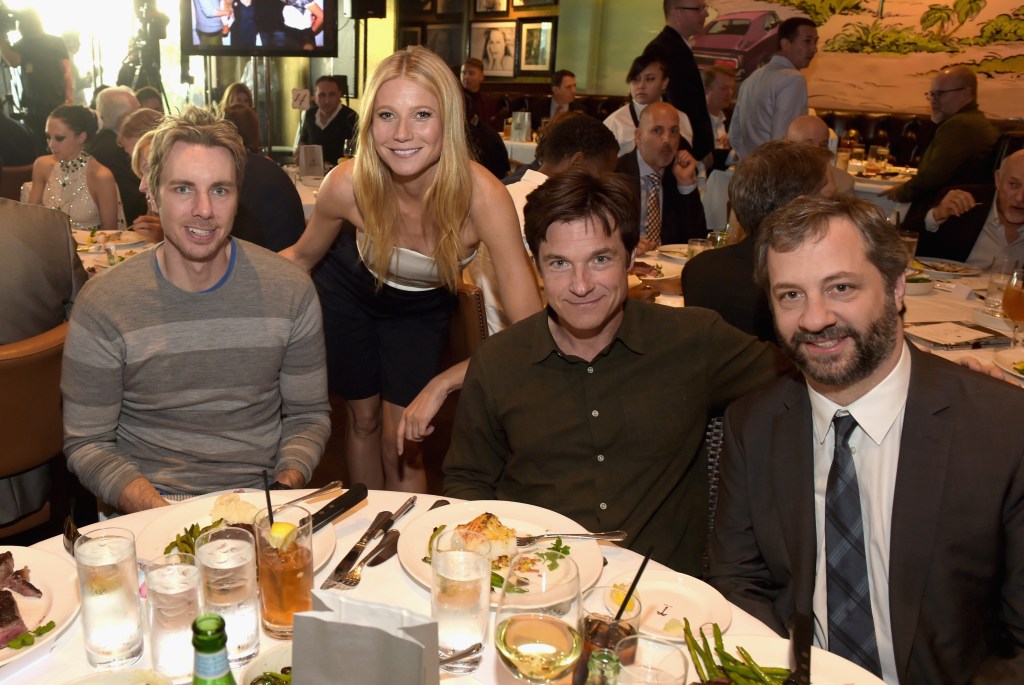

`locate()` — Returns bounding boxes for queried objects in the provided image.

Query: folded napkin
[291,591,439,685]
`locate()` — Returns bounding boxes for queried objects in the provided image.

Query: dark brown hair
[223,104,261,153]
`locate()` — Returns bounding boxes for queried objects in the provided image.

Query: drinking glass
[195,525,259,667]
[1003,269,1024,348]
[868,145,890,173]
[145,552,201,683]
[573,585,642,685]
[687,239,712,259]
[614,635,689,684]
[835,148,851,171]
[431,529,492,674]
[985,256,1018,314]
[254,504,314,639]
[74,527,144,669]
[494,554,583,683]
[898,230,918,269]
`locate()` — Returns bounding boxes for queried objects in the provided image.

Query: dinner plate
[72,230,148,249]
[396,500,604,602]
[656,244,690,264]
[994,349,1024,381]
[135,491,337,572]
[610,568,731,641]
[687,635,886,685]
[0,546,79,668]
[912,257,982,278]
[632,259,683,282]
[62,669,172,685]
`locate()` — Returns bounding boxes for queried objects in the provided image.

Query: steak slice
[0,551,12,585]
[0,590,29,649]
[8,568,41,599]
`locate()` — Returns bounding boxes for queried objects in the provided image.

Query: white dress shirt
[925,200,1024,269]
[808,342,912,685]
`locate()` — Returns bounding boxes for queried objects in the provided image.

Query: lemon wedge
[610,583,638,613]
[268,521,298,550]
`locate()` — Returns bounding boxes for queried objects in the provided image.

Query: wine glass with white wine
[494,553,583,683]
[1003,269,1024,348]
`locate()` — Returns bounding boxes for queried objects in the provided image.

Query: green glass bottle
[585,647,620,685]
[192,614,236,685]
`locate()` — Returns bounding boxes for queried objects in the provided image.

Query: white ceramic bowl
[240,642,292,684]
[905,280,934,296]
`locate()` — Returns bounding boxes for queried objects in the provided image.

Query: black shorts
[313,227,456,407]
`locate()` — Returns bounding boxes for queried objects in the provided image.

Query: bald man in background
[785,115,855,196]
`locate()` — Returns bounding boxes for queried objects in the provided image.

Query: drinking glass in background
[614,635,689,685]
[985,256,1018,314]
[145,552,202,684]
[431,529,492,674]
[898,230,919,269]
[195,525,260,667]
[687,239,712,259]
[74,527,144,669]
[835,148,851,171]
[573,585,642,685]
[254,504,314,639]
[706,231,728,249]
[868,145,890,174]
[1002,269,1024,348]
[848,145,866,174]
[495,554,583,683]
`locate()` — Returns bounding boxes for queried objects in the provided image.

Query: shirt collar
[530,299,646,364]
[771,54,797,70]
[637,152,660,180]
[808,341,911,446]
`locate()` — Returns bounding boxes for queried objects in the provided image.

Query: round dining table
[5,490,779,684]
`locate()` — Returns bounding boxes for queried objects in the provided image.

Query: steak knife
[369,497,448,567]
[322,509,393,588]
[307,483,368,534]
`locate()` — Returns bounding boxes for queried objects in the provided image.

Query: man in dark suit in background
[708,194,1024,684]
[643,0,714,161]
[88,86,147,224]
[916,149,1024,267]
[297,75,358,166]
[616,101,706,253]
[528,69,581,130]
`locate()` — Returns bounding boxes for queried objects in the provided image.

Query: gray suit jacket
[708,344,1024,684]
[0,198,86,524]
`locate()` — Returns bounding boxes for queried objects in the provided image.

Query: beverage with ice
[74,527,144,669]
[146,553,201,683]
[431,529,490,674]
[573,585,641,685]
[254,504,314,639]
[196,527,259,667]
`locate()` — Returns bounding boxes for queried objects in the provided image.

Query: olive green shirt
[443,301,788,575]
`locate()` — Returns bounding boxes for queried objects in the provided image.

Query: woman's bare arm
[279,161,356,270]
[28,157,54,205]
[87,160,121,230]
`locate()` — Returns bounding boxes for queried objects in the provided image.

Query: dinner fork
[337,529,400,589]
[515,530,628,547]
[62,509,81,558]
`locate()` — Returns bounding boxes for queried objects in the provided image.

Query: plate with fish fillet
[0,546,79,666]
[396,500,604,603]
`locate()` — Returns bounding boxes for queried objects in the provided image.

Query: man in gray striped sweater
[62,108,330,513]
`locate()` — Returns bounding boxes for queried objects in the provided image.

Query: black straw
[615,546,653,621]
[262,470,274,526]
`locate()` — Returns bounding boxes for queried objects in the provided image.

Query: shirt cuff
[677,183,697,196]
[924,209,943,233]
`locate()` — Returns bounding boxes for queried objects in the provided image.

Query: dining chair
[0,164,33,202]
[702,415,726,574]
[446,282,489,366]
[0,323,69,540]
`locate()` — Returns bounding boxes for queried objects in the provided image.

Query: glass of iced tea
[1003,269,1024,348]
[573,585,642,685]
[254,503,314,639]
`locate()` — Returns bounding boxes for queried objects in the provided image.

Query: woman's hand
[396,361,466,455]
[131,214,163,243]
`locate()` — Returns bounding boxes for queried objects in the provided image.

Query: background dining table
[6,490,779,684]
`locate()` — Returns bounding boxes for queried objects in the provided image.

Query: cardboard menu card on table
[292,591,439,685]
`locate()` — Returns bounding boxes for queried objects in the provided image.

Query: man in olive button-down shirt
[443,169,788,574]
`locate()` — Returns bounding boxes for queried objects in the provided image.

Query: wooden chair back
[0,164,33,202]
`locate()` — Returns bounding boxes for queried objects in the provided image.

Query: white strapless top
[356,230,477,291]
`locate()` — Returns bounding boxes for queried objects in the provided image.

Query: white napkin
[291,591,439,685]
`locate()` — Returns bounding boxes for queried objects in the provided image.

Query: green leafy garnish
[164,518,224,554]
[536,537,571,570]
[5,620,57,649]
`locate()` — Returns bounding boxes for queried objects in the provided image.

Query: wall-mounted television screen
[181,0,338,57]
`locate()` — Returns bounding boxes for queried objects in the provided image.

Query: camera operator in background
[0,8,72,149]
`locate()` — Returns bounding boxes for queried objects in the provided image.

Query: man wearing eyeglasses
[643,0,715,162]
[881,67,998,206]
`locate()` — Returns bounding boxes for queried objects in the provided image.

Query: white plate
[913,257,981,278]
[62,669,172,685]
[657,244,690,264]
[994,349,1024,381]
[72,230,148,248]
[610,569,731,641]
[397,500,604,602]
[688,635,886,685]
[240,642,292,684]
[135,491,337,572]
[0,546,79,667]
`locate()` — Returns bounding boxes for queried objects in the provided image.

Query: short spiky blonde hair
[353,46,472,292]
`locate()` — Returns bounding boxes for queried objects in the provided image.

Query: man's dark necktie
[825,413,882,676]
[645,173,662,245]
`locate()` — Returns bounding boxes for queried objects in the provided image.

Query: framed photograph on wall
[512,0,558,6]
[518,18,557,75]
[425,23,465,68]
[469,21,516,77]
[475,0,509,15]
[436,0,463,15]
[397,26,423,50]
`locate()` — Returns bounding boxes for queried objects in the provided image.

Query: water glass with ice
[195,525,259,668]
[74,527,144,669]
[431,529,491,674]
[145,552,201,684]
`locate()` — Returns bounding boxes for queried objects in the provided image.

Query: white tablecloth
[503,140,537,166]
[8,490,775,684]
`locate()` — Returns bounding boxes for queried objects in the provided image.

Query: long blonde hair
[353,46,472,292]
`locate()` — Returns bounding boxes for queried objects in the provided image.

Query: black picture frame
[469,20,516,78]
[475,0,509,17]
[512,0,558,6]
[517,18,557,75]
[397,25,423,49]
[425,23,465,68]
[436,0,463,16]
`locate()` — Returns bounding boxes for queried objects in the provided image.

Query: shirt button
[851,447,857,455]
[596,454,605,462]
[587,366,594,374]
[591,410,599,417]
[599,502,608,510]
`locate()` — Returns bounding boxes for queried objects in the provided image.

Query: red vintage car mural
[692,11,782,79]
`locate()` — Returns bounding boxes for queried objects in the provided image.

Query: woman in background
[220,81,254,111]
[282,47,540,492]
[28,105,122,230]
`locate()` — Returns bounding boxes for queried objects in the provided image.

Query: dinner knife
[368,497,445,568]
[322,509,394,588]
[307,483,368,534]
[783,612,812,685]
[380,495,417,535]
